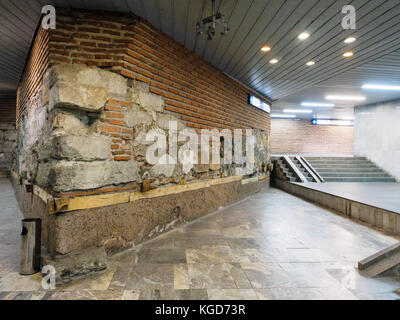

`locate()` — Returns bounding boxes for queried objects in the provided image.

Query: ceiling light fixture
[196,0,230,40]
[261,46,271,52]
[343,51,354,58]
[326,95,366,101]
[271,114,296,118]
[301,102,334,107]
[284,109,312,113]
[306,61,315,66]
[269,58,279,64]
[344,37,356,44]
[298,32,310,40]
[362,84,400,91]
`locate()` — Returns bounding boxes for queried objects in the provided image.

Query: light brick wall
[271,119,354,155]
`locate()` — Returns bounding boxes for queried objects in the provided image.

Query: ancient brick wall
[17,27,49,128]
[271,119,354,155]
[15,8,271,197]
[47,9,270,133]
[13,8,272,257]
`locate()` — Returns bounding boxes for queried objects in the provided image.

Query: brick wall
[17,27,49,127]
[46,9,270,133]
[0,93,16,124]
[271,119,354,155]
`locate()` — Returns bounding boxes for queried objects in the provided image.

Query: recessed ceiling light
[326,95,366,101]
[301,102,335,107]
[284,109,312,113]
[298,32,310,40]
[271,114,296,118]
[269,58,279,64]
[306,61,315,66]
[343,51,354,58]
[344,37,356,44]
[261,46,271,52]
[362,84,400,91]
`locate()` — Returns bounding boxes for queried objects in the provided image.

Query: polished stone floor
[0,177,400,300]
[296,182,400,214]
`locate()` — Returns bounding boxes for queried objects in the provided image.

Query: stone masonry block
[50,160,138,192]
[50,82,108,112]
[5,131,16,141]
[52,111,92,136]
[129,88,164,112]
[54,136,111,161]
[124,109,153,128]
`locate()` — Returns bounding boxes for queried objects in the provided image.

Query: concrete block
[351,202,360,220]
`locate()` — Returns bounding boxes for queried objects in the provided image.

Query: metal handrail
[282,156,308,183]
[297,156,324,183]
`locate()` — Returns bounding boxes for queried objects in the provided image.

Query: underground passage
[0,0,400,304]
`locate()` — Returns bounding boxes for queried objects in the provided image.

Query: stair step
[321,173,392,178]
[324,177,396,182]
[311,164,379,168]
[306,157,367,161]
[317,168,387,173]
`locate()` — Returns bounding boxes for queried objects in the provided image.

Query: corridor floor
[0,177,399,300]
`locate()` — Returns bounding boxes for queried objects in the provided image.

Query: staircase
[305,157,396,182]
[273,157,298,182]
[290,157,315,182]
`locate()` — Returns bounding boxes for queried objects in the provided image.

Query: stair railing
[282,156,308,183]
[296,156,324,183]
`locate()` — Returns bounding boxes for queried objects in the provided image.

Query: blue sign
[249,95,270,114]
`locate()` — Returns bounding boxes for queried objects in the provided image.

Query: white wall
[354,100,400,181]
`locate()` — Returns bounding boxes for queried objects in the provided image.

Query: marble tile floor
[0,177,400,300]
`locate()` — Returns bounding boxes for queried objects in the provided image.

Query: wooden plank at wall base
[46,174,269,214]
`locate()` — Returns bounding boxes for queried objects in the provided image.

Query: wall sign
[312,119,354,126]
[248,95,270,114]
